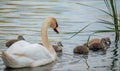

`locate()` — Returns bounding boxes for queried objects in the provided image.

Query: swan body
[2,17,59,68]
[2,40,54,68]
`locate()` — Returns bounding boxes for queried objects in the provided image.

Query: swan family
[2,17,111,68]
[2,17,59,68]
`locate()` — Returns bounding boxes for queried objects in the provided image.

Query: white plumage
[2,17,59,68]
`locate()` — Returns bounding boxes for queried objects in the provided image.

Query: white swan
[2,17,59,68]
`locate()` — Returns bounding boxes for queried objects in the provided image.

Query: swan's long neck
[41,22,50,49]
[41,20,57,60]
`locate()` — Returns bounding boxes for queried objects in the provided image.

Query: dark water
[0,0,120,71]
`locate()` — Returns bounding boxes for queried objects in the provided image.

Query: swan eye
[50,22,58,29]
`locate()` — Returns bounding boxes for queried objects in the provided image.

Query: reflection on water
[4,62,55,71]
[0,0,120,71]
[110,44,120,71]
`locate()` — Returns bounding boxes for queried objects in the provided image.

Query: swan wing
[7,40,52,60]
[3,40,53,68]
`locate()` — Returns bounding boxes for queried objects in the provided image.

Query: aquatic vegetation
[69,24,90,39]
[98,0,120,44]
[76,0,120,44]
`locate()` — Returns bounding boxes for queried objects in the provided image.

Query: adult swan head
[2,17,59,68]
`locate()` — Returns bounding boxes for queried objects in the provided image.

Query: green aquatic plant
[76,0,120,44]
[102,0,119,44]
[69,24,90,39]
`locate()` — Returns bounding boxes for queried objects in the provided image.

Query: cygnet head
[101,37,111,49]
[17,35,25,40]
[57,41,63,47]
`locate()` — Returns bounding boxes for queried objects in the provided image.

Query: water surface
[0,0,120,71]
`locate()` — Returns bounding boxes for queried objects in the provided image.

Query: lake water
[0,0,120,71]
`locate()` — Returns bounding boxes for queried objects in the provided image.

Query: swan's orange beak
[54,28,59,34]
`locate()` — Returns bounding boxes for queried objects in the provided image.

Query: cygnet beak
[108,41,111,45]
[106,41,111,46]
